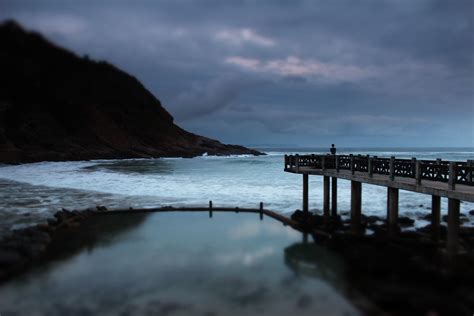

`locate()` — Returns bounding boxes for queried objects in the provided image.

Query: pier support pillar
[431,195,441,241]
[303,174,309,213]
[331,177,337,218]
[351,181,362,233]
[303,232,308,244]
[387,187,399,234]
[323,176,330,221]
[447,198,460,255]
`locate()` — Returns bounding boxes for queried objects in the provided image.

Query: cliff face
[0,21,262,164]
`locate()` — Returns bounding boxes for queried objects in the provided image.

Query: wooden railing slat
[285,154,472,187]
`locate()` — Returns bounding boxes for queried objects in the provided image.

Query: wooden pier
[284,154,474,254]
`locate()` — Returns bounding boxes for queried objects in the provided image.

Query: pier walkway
[284,154,474,254]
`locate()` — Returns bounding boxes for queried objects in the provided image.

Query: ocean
[0,147,473,236]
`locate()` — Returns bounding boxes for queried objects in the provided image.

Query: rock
[290,210,324,227]
[20,243,46,259]
[0,269,6,280]
[64,222,81,229]
[398,217,415,226]
[96,205,108,211]
[0,249,25,267]
[416,224,448,236]
[366,216,381,224]
[36,224,50,232]
[47,218,58,226]
[28,230,51,244]
[420,213,432,221]
[442,213,468,222]
[290,210,303,221]
[469,210,474,216]
[54,211,70,222]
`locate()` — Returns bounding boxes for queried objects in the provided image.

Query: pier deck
[286,167,474,202]
[284,154,474,254]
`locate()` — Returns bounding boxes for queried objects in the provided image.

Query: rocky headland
[0,20,262,164]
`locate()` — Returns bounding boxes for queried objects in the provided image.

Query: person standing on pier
[330,144,336,155]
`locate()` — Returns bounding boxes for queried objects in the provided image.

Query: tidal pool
[0,212,360,316]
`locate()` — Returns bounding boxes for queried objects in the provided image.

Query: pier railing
[284,154,474,189]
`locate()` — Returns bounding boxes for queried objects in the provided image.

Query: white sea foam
[0,149,473,234]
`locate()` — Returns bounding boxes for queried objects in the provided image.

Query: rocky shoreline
[0,207,108,282]
[290,209,474,315]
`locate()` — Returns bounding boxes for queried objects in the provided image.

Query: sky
[1,0,473,148]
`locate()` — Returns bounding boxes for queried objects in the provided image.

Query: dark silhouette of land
[0,20,262,164]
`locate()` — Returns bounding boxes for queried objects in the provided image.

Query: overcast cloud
[1,0,472,147]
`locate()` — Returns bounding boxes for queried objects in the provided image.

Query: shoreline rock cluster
[291,209,474,249]
[0,207,105,282]
[290,209,474,315]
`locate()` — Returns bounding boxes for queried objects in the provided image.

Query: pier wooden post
[303,232,308,244]
[303,173,309,213]
[351,181,362,233]
[321,156,326,170]
[259,202,264,220]
[368,156,373,177]
[431,195,441,241]
[436,158,442,181]
[415,160,422,185]
[323,176,330,221]
[296,154,300,173]
[448,162,456,190]
[389,156,395,180]
[331,177,337,218]
[209,201,213,218]
[468,160,473,183]
[447,198,460,255]
[350,154,354,175]
[335,155,339,172]
[387,187,399,234]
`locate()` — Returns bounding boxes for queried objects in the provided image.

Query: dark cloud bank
[1,0,472,147]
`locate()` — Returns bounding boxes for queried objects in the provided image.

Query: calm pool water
[0,212,360,316]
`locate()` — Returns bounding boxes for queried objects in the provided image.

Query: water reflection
[45,213,149,261]
[0,212,359,316]
[284,240,347,292]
